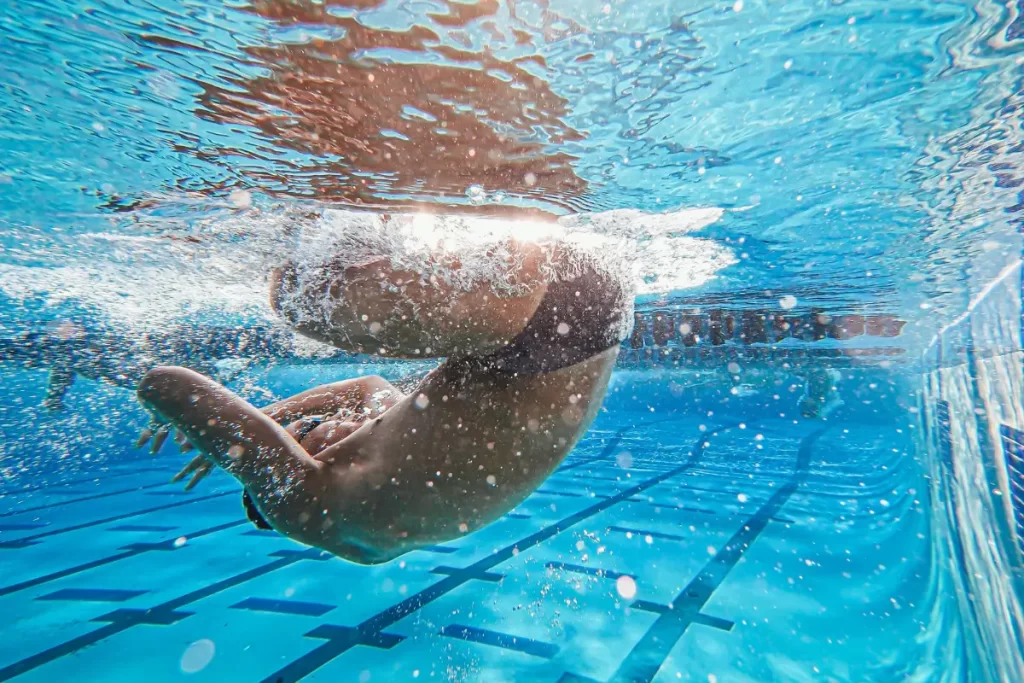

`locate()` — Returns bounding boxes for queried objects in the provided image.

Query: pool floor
[0,415,943,682]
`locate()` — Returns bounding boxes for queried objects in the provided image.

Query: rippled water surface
[3,0,1023,321]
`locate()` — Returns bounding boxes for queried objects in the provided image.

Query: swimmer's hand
[171,454,214,491]
[134,416,172,454]
[136,413,214,489]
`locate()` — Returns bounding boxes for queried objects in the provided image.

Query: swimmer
[798,367,843,419]
[0,321,295,411]
[135,232,632,564]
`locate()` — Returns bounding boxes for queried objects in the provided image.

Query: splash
[0,203,732,334]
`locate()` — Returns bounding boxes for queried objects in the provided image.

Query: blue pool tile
[37,588,148,602]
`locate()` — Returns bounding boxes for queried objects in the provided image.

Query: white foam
[1,204,733,331]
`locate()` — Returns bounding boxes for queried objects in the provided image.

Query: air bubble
[180,639,215,674]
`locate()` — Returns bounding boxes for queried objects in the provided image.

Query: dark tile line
[562,426,829,683]
[0,548,325,683]
[0,491,237,548]
[0,548,329,682]
[640,500,716,515]
[0,519,248,597]
[421,545,459,555]
[439,624,559,659]
[558,418,680,473]
[546,562,634,581]
[258,422,740,683]
[630,601,734,631]
[232,597,335,617]
[535,489,583,499]
[570,474,637,483]
[673,482,782,498]
[0,467,175,497]
[243,529,281,538]
[557,426,635,473]
[606,525,687,542]
[431,566,503,582]
[37,588,148,603]
[0,482,171,518]
[0,523,48,531]
[638,499,795,525]
[108,524,178,533]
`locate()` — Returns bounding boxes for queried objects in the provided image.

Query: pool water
[3,0,1024,681]
[1,371,941,683]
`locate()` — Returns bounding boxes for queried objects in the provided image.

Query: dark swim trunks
[242,489,273,530]
[447,250,629,379]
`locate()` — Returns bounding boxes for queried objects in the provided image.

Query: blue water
[3,0,1024,680]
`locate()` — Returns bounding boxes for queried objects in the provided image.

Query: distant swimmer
[0,321,294,411]
[136,220,634,564]
[798,367,843,419]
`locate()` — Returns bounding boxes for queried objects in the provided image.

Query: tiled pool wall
[919,246,1024,680]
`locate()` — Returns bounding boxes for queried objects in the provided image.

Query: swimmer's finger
[171,454,206,483]
[185,461,214,491]
[174,430,195,453]
[135,428,153,449]
[150,425,171,454]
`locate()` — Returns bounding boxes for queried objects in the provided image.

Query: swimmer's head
[269,260,340,344]
[799,396,821,419]
[269,257,391,350]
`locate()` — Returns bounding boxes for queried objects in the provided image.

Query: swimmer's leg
[261,376,401,425]
[43,365,75,411]
[137,366,323,492]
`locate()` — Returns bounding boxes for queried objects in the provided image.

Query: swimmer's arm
[261,376,402,424]
[271,240,551,359]
[43,366,75,411]
[137,366,322,489]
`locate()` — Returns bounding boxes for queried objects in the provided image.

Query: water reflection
[182,0,587,211]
